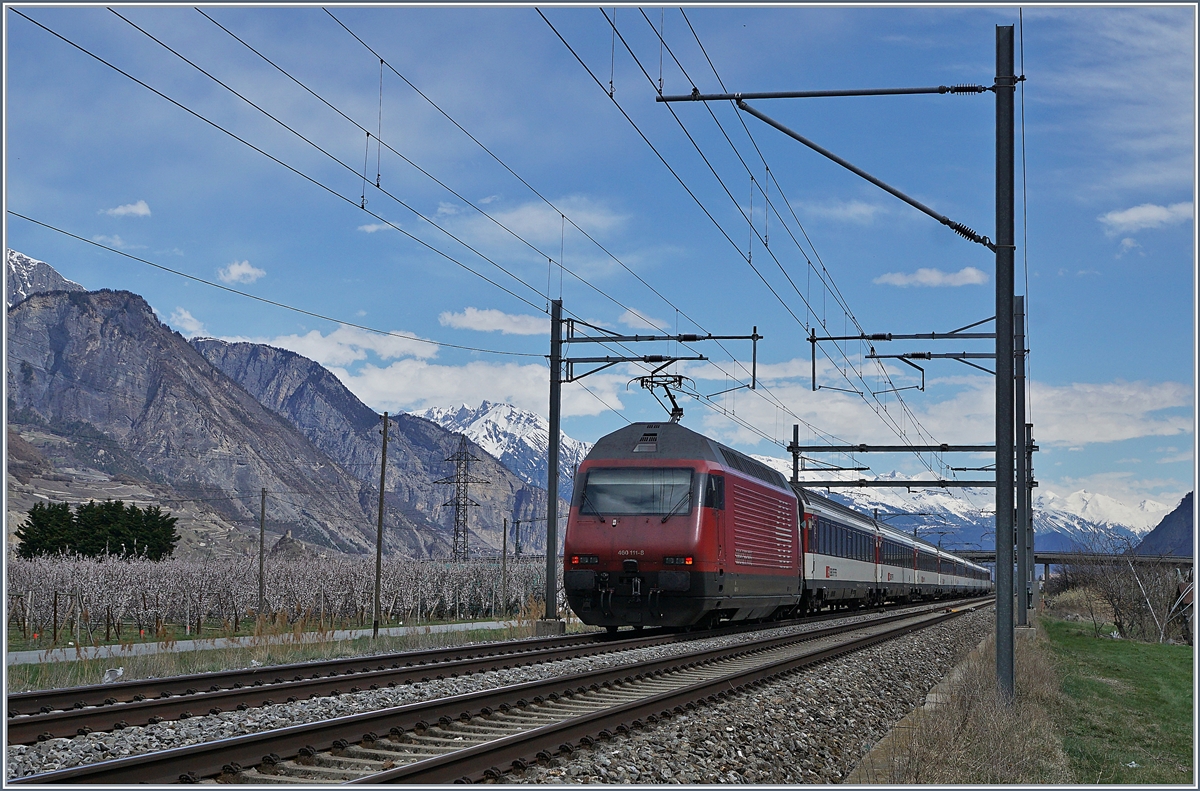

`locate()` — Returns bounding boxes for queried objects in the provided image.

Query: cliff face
[190,339,552,554]
[6,250,85,308]
[1136,492,1194,557]
[6,289,446,556]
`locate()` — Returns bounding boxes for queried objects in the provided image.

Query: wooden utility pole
[501,518,508,617]
[258,488,266,619]
[374,412,390,638]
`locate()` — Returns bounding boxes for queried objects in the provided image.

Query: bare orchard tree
[1066,533,1192,643]
[6,553,553,640]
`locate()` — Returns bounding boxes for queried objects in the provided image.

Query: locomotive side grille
[718,448,787,489]
[730,481,794,569]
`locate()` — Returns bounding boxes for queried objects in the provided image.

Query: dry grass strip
[849,623,1072,784]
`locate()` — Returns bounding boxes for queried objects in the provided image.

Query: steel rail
[7,596,973,743]
[7,629,714,743]
[360,604,986,783]
[7,630,608,715]
[10,597,992,785]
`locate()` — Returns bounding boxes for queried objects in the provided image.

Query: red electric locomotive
[563,421,802,630]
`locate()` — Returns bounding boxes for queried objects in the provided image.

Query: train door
[874,532,882,587]
[707,474,726,569]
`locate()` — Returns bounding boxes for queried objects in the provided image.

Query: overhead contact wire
[105,8,547,317]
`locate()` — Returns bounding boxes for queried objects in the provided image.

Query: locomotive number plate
[617,549,645,556]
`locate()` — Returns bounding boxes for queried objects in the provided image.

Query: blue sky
[4,4,1195,510]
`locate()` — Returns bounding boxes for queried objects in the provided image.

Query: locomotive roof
[586,422,791,492]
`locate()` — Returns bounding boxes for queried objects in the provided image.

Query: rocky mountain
[412,402,591,502]
[6,288,424,556]
[7,250,85,307]
[752,456,1162,553]
[190,340,553,556]
[1136,492,1194,557]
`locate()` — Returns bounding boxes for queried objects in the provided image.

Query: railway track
[6,597,976,745]
[10,597,992,784]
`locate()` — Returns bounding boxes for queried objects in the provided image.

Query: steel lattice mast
[435,434,488,561]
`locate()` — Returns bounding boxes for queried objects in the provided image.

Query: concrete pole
[544,299,563,622]
[1027,423,1036,607]
[1015,296,1028,625]
[994,24,1017,703]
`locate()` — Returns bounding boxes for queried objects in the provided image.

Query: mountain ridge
[749,454,1166,551]
[1135,492,1194,557]
[6,287,385,554]
[192,339,552,555]
[412,401,592,502]
[6,250,85,308]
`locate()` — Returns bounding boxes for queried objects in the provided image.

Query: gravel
[6,603,981,780]
[509,608,992,784]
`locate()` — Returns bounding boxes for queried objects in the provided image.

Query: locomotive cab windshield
[577,467,695,517]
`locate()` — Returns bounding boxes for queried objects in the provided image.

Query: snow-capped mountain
[412,402,593,501]
[1035,489,1167,534]
[7,249,85,307]
[751,454,1169,552]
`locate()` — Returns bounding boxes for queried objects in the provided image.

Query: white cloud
[436,202,460,216]
[92,234,144,250]
[1028,7,1193,194]
[618,309,668,331]
[259,325,439,367]
[217,260,266,284]
[459,195,625,247]
[797,198,885,224]
[682,361,1192,452]
[478,194,500,205]
[438,307,546,335]
[357,222,395,233]
[1098,202,1192,235]
[102,199,151,217]
[1031,380,1192,446]
[873,267,988,287]
[169,308,206,337]
[329,360,627,418]
[1115,237,1141,257]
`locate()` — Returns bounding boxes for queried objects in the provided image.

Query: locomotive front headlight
[663,556,693,566]
[571,555,599,565]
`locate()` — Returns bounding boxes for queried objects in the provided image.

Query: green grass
[1043,617,1194,784]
